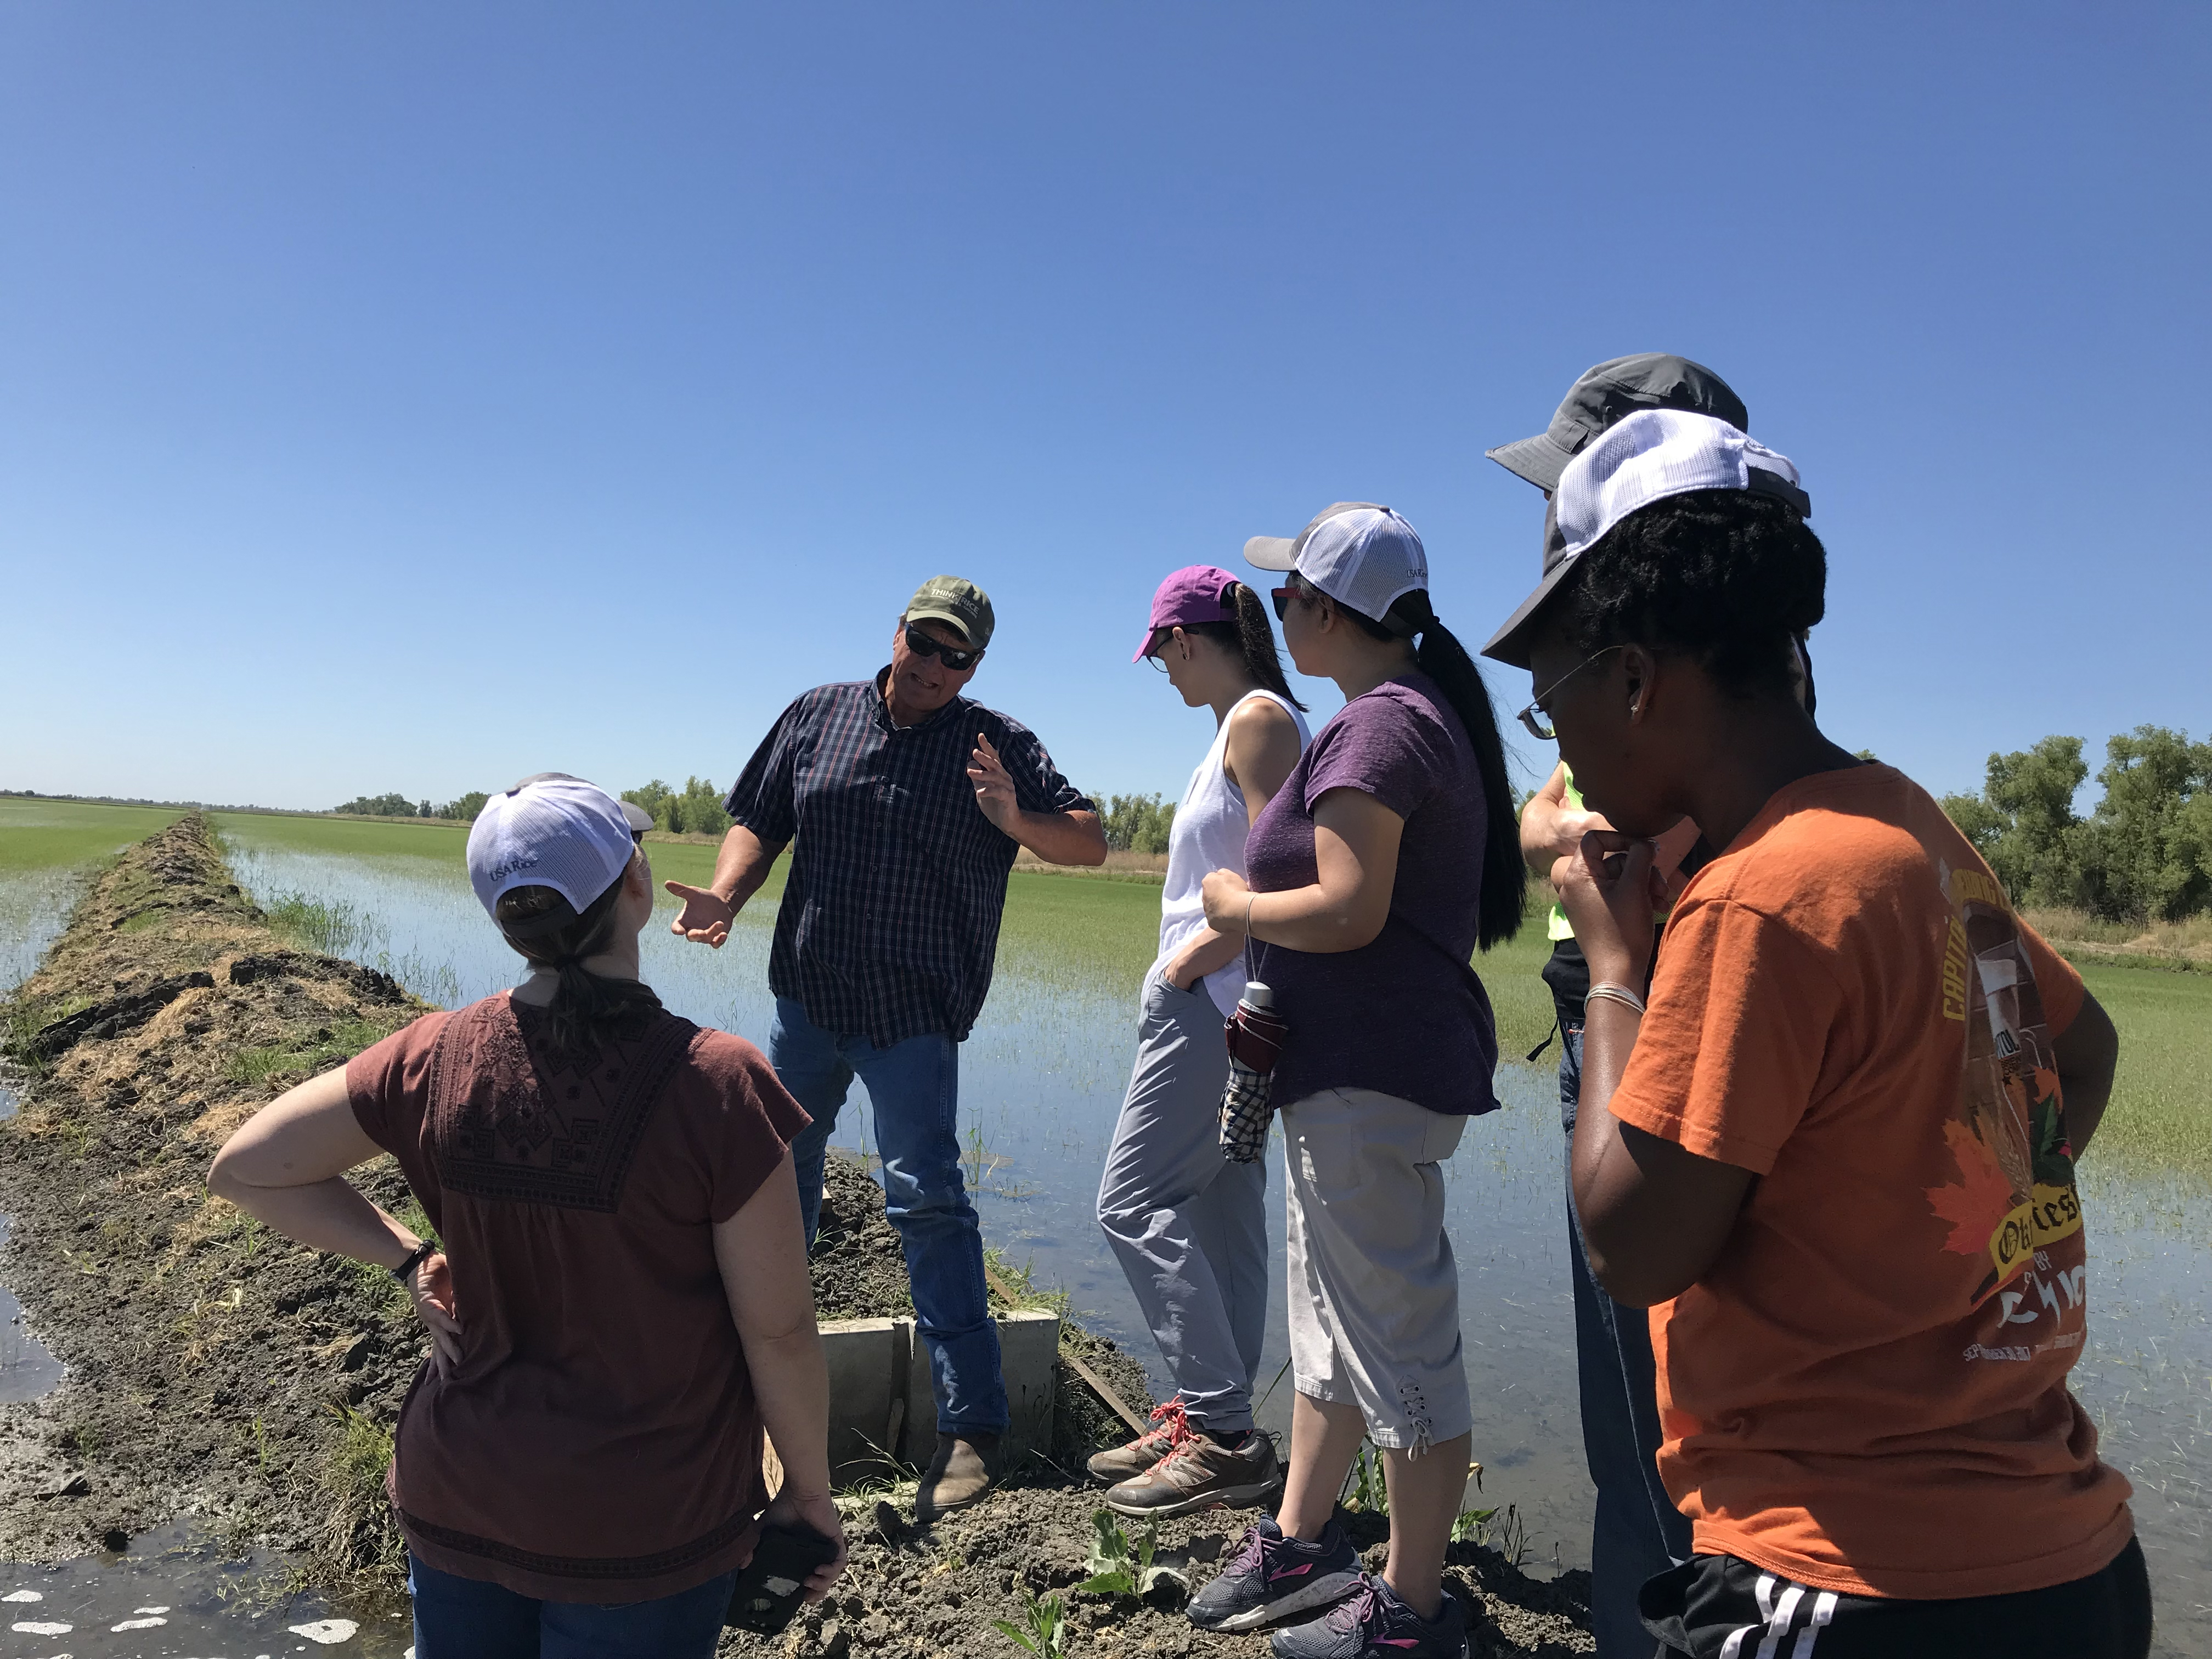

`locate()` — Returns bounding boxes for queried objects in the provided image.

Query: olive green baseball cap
[905,575,995,650]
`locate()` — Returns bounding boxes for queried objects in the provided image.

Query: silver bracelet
[1585,981,1647,1016]
[1244,891,1255,937]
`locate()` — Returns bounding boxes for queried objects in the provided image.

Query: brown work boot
[1105,1428,1279,1519]
[913,1430,998,1522]
[1085,1397,1194,1485]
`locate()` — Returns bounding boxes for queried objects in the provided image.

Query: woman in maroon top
[211,775,845,1659]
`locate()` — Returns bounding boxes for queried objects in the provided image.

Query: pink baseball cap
[1134,565,1240,662]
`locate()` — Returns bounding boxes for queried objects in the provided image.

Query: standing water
[5,830,2200,1655]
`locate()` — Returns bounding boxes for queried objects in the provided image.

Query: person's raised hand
[760,1488,848,1601]
[665,882,735,948]
[1551,831,1665,988]
[1200,867,1252,932]
[966,731,1019,833]
[408,1251,464,1377]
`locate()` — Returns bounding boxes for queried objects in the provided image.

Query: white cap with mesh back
[466,774,648,920]
[1244,503,1428,631]
[1554,409,1808,561]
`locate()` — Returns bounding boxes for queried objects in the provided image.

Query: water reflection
[0,868,84,998]
[207,838,2211,1647]
[0,1523,408,1656]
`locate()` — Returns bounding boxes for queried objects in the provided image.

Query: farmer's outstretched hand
[666,882,736,948]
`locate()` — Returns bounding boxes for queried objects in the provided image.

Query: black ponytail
[1287,571,1527,949]
[1172,582,1308,711]
[493,851,663,1054]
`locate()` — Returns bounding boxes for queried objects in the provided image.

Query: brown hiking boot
[914,1431,998,1522]
[1085,1397,1195,1485]
[1105,1429,1280,1519]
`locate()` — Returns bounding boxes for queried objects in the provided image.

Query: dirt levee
[0,814,429,1585]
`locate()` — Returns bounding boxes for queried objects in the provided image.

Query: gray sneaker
[1106,1430,1280,1519]
[1269,1576,1468,1658]
[1186,1517,1362,1634]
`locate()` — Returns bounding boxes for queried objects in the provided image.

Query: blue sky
[4,5,2207,814]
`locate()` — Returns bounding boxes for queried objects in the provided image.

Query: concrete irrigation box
[818,1310,1058,1485]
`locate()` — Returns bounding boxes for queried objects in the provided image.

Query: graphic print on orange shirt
[1925,862,2086,1340]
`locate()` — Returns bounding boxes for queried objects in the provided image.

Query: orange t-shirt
[1610,763,2133,1600]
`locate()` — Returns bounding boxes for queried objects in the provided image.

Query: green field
[2078,962,2212,1185]
[8,803,2202,1184]
[0,798,189,872]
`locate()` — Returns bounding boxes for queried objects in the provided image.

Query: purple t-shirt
[1242,672,1499,1116]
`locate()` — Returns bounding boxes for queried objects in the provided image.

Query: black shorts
[1641,1538,2152,1659]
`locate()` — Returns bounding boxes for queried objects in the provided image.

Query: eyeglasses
[1269,585,1309,623]
[1517,645,1623,741]
[904,623,982,672]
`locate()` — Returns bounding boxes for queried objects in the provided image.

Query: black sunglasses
[903,623,982,672]
[1268,585,1306,623]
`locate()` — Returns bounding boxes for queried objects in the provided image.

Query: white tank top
[1155,689,1312,1017]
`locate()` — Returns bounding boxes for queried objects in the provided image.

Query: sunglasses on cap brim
[904,623,982,672]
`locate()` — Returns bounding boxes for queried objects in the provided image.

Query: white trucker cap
[1483,410,1810,669]
[1555,409,1808,561]
[1245,503,1428,634]
[466,774,649,920]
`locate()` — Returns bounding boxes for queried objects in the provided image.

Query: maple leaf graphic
[1926,1119,2018,1257]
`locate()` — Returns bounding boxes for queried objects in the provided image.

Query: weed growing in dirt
[1340,1440,1389,1515]
[990,1585,1069,1657]
[1074,1508,1186,1598]
[1451,1500,1529,1565]
[223,1017,402,1088]
[316,1404,405,1588]
[982,1248,1074,1321]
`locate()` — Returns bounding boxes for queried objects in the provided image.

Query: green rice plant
[991,1587,1069,1657]
[1339,1440,1388,1515]
[1450,1505,1498,1543]
[1074,1508,1185,1598]
[262,890,384,959]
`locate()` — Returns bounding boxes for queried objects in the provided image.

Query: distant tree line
[334,790,490,821]
[1101,793,1176,855]
[1941,725,2212,923]
[620,778,733,837]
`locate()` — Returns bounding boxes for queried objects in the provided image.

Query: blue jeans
[407,1555,735,1658]
[1561,1022,1693,1657]
[771,996,1009,1437]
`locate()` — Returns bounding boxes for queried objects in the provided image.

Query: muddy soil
[1,817,1594,1655]
[719,1490,1593,1659]
[0,816,430,1593]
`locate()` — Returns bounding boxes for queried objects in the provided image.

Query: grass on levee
[0,797,189,872]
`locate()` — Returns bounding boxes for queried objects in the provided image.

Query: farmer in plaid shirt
[669,575,1105,1518]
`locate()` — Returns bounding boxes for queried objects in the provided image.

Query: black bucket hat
[1485,353,1748,494]
[1480,354,1751,667]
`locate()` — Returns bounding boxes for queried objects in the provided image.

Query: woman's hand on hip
[1551,831,1665,987]
[1199,868,1251,932]
[761,1488,848,1601]
[409,1251,464,1375]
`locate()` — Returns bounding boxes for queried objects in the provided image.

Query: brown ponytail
[493,852,663,1054]
[1173,582,1308,711]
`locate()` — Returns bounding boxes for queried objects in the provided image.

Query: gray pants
[1096,969,1269,1436]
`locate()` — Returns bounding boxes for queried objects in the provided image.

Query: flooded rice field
[2,825,2205,1655]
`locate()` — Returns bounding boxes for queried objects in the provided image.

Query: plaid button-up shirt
[724,669,1094,1047]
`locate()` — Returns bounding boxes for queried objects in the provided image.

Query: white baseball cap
[1245,503,1428,634]
[1483,409,1810,668]
[466,774,649,921]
